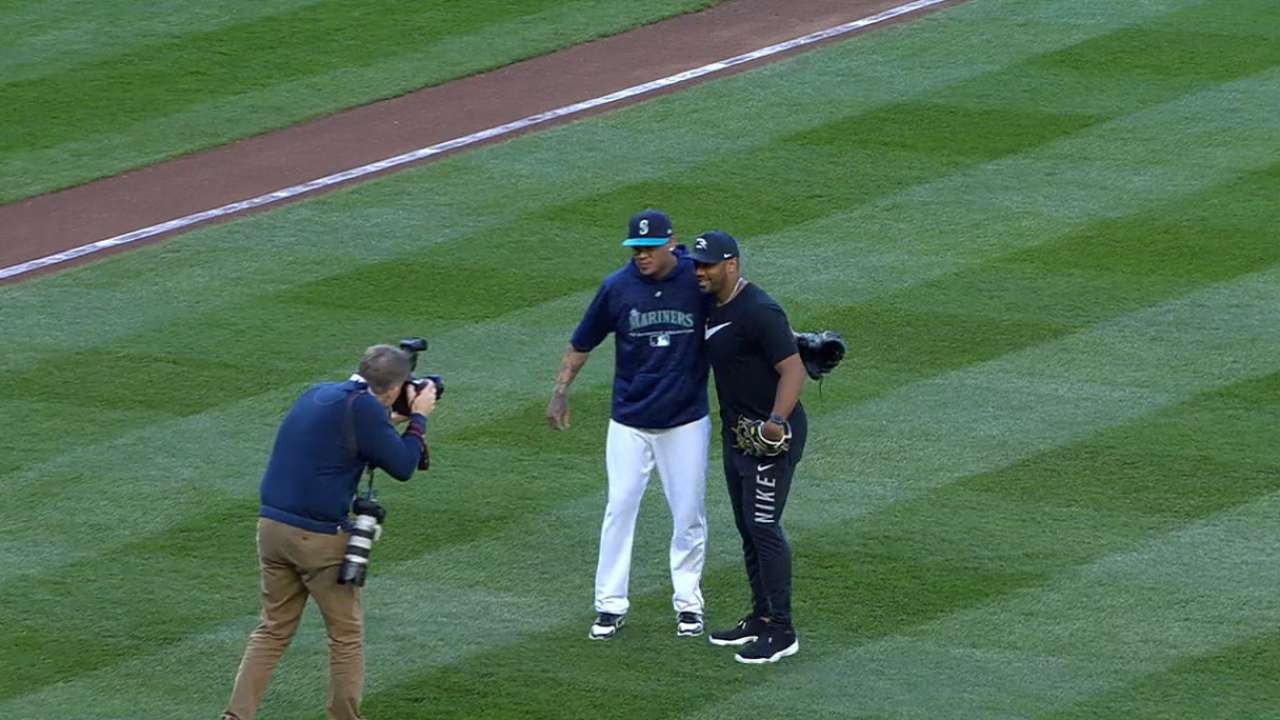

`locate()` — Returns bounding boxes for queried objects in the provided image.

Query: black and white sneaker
[707,614,767,647]
[588,612,625,640]
[676,612,704,637]
[734,623,798,664]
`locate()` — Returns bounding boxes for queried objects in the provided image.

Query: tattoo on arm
[553,346,589,396]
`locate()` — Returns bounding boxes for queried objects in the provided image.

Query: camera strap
[342,385,364,455]
[340,383,383,507]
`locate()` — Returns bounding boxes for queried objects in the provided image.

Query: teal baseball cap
[623,209,673,246]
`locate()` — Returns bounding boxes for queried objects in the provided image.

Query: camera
[337,496,386,587]
[392,337,445,416]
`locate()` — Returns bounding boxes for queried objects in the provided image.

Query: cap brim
[690,251,735,264]
[622,237,670,247]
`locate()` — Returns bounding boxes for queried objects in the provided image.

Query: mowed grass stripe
[7,259,1276,717]
[5,51,1277,490]
[3,1,566,152]
[6,136,1277,567]
[0,444,608,704]
[0,0,325,81]
[12,152,1280,666]
[0,290,618,578]
[683,491,1280,720]
[0,0,720,201]
[367,370,1280,719]
[805,369,1280,627]
[5,0,1274,609]
[1044,630,1280,719]
[528,7,1280,251]
[927,0,1280,118]
[782,158,1280,399]
[669,295,1280,714]
[0,0,1201,347]
[4,0,1278,714]
[7,0,1269,576]
[750,61,1280,307]
[0,291,625,695]
[280,267,1280,712]
[7,1,1275,468]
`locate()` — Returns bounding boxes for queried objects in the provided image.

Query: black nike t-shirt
[705,282,802,423]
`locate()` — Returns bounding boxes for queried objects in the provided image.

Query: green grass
[0,0,722,202]
[3,0,1280,717]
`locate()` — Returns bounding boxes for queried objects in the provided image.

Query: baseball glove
[732,415,791,457]
[796,330,846,381]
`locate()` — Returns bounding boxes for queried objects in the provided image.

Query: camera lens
[337,507,382,586]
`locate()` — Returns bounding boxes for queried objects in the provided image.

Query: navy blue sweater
[259,380,425,534]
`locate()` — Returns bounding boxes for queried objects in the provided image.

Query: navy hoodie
[570,248,711,429]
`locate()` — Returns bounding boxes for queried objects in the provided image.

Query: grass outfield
[0,0,721,203]
[3,0,1280,717]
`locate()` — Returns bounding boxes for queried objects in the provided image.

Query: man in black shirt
[691,230,808,664]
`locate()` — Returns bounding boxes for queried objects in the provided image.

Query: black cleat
[707,614,767,647]
[588,612,625,640]
[734,623,798,664]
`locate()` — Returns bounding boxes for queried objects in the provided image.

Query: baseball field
[3,0,1279,717]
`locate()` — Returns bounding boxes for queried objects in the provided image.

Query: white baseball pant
[594,415,710,616]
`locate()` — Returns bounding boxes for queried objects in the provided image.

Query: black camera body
[392,337,445,416]
[337,496,386,587]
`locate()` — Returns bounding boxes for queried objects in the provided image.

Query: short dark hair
[358,344,413,395]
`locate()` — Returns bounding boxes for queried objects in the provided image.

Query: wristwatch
[768,414,787,426]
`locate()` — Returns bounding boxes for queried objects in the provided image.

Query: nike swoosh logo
[705,322,732,339]
[757,463,775,472]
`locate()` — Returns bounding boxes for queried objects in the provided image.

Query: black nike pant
[722,410,806,626]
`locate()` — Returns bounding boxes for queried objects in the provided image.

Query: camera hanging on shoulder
[337,468,385,587]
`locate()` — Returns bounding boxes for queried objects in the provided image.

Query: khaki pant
[223,517,364,720]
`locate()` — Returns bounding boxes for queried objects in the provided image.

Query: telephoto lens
[337,497,386,586]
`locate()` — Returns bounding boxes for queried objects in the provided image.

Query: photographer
[221,344,437,720]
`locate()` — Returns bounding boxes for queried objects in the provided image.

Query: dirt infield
[0,0,961,282]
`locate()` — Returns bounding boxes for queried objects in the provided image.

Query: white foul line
[0,0,948,282]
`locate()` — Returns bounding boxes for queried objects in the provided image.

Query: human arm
[354,384,435,480]
[763,353,805,441]
[546,345,590,430]
[547,281,612,431]
[757,305,805,442]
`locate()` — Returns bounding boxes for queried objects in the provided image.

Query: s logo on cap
[695,237,707,251]
[638,219,650,235]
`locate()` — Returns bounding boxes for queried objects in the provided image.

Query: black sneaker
[588,612,625,640]
[734,623,798,664]
[707,614,766,647]
[676,612,704,637]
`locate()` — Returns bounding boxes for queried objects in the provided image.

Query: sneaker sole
[588,620,624,640]
[707,634,757,647]
[676,627,704,637]
[734,639,799,664]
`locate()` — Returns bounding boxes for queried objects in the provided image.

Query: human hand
[732,416,790,457]
[546,392,570,430]
[761,420,786,442]
[410,380,438,416]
